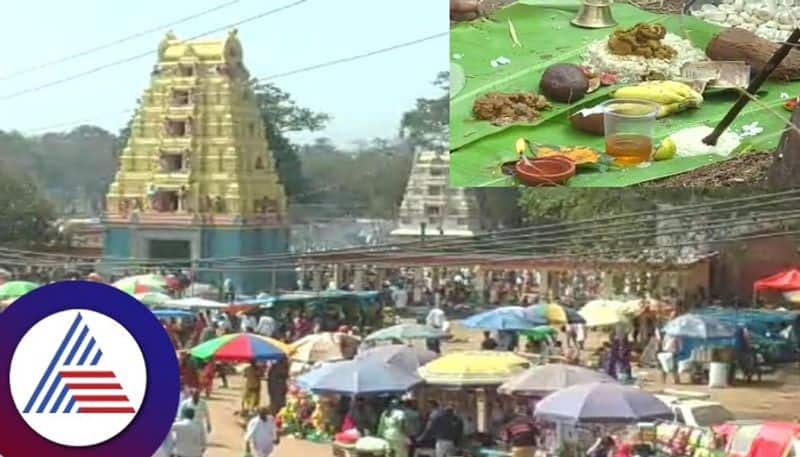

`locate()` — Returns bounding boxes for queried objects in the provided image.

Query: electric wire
[0,0,311,102]
[0,0,243,82]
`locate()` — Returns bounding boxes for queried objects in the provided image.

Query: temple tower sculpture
[391,150,480,239]
[103,30,291,293]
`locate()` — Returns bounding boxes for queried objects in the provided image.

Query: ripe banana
[643,80,704,105]
[612,80,704,118]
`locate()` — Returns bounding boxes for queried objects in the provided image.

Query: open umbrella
[190,333,292,362]
[296,358,423,395]
[579,300,629,327]
[0,280,39,299]
[363,324,447,343]
[526,303,585,325]
[166,297,227,310]
[534,382,672,424]
[418,351,531,387]
[663,314,737,339]
[498,364,616,396]
[113,274,168,294]
[356,344,437,373]
[291,332,361,364]
[184,282,220,299]
[519,326,557,341]
[134,292,172,307]
[461,306,545,331]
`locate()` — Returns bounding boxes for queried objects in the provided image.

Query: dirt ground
[204,323,800,457]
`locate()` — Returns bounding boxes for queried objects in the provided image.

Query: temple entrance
[148,239,191,266]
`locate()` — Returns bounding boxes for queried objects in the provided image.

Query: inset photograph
[449,0,800,187]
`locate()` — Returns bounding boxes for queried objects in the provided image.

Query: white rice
[669,126,741,157]
[582,33,708,83]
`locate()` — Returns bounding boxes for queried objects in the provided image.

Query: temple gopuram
[103,29,290,293]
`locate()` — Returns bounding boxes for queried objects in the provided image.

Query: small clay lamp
[515,155,576,186]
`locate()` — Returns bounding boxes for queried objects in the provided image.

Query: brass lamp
[571,0,617,29]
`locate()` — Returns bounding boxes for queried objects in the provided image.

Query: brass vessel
[571,0,617,29]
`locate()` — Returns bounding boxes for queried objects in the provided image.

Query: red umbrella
[753,268,800,292]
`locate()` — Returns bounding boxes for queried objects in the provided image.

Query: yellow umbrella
[417,351,531,386]
[579,300,629,327]
[527,303,568,324]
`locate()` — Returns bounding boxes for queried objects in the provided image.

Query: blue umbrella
[462,306,546,330]
[296,358,423,395]
[153,309,194,319]
[534,382,671,424]
[663,314,737,339]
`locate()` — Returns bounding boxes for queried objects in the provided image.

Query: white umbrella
[165,297,227,309]
[184,282,220,298]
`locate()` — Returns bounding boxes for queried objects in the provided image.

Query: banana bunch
[611,81,703,118]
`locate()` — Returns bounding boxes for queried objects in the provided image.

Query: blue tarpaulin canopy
[296,357,423,395]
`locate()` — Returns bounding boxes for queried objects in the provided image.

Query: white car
[656,391,736,428]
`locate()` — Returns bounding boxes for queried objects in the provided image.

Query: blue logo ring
[0,281,179,456]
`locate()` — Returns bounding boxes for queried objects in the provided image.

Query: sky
[0,0,448,147]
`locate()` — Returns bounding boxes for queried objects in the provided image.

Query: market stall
[417,350,532,452]
[449,2,800,187]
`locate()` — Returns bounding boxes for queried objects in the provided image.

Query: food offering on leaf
[608,23,676,60]
[540,63,590,103]
[570,105,605,136]
[582,23,707,83]
[611,80,703,118]
[579,66,619,94]
[509,138,576,186]
[514,138,613,175]
[473,91,552,125]
[535,145,602,165]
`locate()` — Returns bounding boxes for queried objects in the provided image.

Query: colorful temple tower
[103,30,290,293]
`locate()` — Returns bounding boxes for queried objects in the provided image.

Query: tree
[252,82,331,201]
[0,166,55,247]
[297,137,413,218]
[400,71,449,151]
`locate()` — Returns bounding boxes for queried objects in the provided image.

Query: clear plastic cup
[601,99,659,166]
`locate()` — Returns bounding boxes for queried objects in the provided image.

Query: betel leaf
[449,3,800,187]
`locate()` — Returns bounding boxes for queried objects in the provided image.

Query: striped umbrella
[190,333,293,362]
[0,280,40,299]
[133,292,172,307]
[112,275,168,294]
[526,303,585,325]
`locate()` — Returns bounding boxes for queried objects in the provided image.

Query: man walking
[170,408,206,457]
[180,390,212,434]
[418,403,464,457]
[245,407,280,457]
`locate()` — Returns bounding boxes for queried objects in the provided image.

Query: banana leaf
[449,3,800,187]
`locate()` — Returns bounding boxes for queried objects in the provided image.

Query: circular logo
[0,281,179,457]
[10,310,147,447]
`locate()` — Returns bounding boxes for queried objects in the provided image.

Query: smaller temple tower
[391,150,480,238]
[103,30,291,293]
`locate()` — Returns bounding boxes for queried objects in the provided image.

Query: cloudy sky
[0,0,448,146]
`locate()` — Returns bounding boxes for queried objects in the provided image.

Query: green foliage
[0,126,116,214]
[400,71,449,150]
[0,166,55,247]
[252,82,331,200]
[298,138,413,218]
